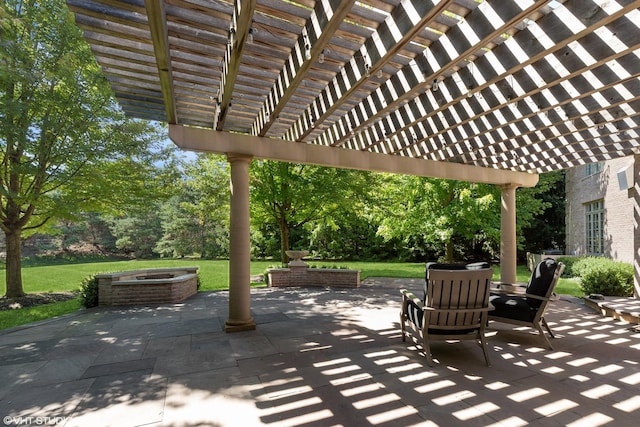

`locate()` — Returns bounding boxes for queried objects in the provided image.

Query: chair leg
[479,334,491,367]
[400,311,406,342]
[422,329,435,366]
[535,321,553,350]
[541,317,555,338]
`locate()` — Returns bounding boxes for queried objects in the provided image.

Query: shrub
[263,271,270,286]
[556,256,582,278]
[307,264,349,269]
[572,256,607,278]
[574,257,633,297]
[79,274,100,308]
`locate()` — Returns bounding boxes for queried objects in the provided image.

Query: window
[585,200,604,255]
[585,162,603,176]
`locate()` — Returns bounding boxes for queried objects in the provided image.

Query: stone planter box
[97,267,198,306]
[268,265,360,288]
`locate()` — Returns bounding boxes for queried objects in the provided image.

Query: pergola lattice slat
[66,0,640,174]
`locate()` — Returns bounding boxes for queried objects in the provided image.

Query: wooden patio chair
[488,258,565,349]
[400,268,494,366]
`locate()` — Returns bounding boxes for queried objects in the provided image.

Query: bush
[263,270,270,286]
[556,256,582,278]
[574,257,633,297]
[79,274,100,308]
[571,257,593,278]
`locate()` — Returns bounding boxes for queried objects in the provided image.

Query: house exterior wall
[565,156,635,264]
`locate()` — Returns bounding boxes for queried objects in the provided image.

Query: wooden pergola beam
[169,124,539,188]
[252,0,356,138]
[216,0,257,131]
[283,0,453,142]
[327,0,550,149]
[144,0,177,124]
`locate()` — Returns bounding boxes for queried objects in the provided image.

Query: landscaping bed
[0,292,78,311]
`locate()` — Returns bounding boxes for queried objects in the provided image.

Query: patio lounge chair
[489,258,565,349]
[404,261,491,329]
[400,267,494,366]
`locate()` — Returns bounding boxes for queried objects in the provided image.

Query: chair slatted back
[426,269,493,330]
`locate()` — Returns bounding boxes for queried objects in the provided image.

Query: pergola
[67,0,640,331]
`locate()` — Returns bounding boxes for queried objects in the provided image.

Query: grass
[0,298,82,330]
[0,258,583,331]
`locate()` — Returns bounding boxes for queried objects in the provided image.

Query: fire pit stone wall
[97,267,198,306]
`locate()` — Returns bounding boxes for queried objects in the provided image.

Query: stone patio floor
[1,278,639,427]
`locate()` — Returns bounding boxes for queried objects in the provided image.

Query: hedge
[571,257,633,297]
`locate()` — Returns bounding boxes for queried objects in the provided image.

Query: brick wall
[565,156,634,263]
[268,267,360,288]
[97,267,198,306]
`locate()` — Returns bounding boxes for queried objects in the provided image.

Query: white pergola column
[633,154,640,298]
[500,184,518,284]
[225,153,256,332]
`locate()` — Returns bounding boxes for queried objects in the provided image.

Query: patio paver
[1,278,639,426]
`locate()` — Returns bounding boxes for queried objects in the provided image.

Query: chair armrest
[524,293,558,302]
[491,283,526,294]
[400,289,424,308]
[490,292,557,302]
[423,306,493,314]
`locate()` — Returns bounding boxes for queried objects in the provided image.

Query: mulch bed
[0,292,79,311]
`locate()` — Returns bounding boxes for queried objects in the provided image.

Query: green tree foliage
[51,213,117,254]
[309,209,397,261]
[107,209,163,259]
[376,172,564,262]
[377,176,499,262]
[0,0,166,296]
[155,154,230,258]
[250,160,376,263]
[519,171,566,253]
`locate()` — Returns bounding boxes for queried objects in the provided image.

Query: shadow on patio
[1,278,639,426]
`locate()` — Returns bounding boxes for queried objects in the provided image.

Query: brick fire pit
[96,267,198,306]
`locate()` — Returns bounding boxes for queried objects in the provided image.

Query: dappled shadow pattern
[0,279,638,426]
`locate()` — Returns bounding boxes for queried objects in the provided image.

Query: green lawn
[0,259,582,331]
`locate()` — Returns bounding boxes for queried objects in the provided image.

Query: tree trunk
[445,239,454,263]
[4,228,25,298]
[279,218,290,265]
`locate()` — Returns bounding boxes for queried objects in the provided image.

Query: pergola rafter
[395,48,640,166]
[425,3,640,168]
[216,0,256,130]
[66,0,640,174]
[337,1,640,172]
[283,0,455,142]
[251,0,356,137]
[145,0,177,124]
[324,0,551,149]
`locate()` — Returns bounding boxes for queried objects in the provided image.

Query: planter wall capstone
[97,267,198,306]
[268,265,360,288]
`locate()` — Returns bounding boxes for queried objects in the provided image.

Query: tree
[108,208,163,259]
[0,0,165,297]
[518,171,566,255]
[155,154,230,258]
[250,160,375,263]
[376,173,562,263]
[308,207,397,261]
[377,176,499,262]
